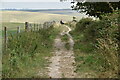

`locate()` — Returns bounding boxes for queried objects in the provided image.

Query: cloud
[1,0,60,2]
[1,2,71,9]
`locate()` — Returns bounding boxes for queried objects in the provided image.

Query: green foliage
[95,11,119,73]
[75,18,93,33]
[71,11,120,78]
[65,21,77,30]
[2,27,58,78]
[61,34,71,50]
[71,2,120,18]
[61,34,69,42]
[73,16,77,22]
[73,18,96,53]
[75,54,109,75]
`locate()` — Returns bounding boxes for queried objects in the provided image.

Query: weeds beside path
[2,27,58,78]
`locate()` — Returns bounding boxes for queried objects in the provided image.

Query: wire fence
[3,21,56,50]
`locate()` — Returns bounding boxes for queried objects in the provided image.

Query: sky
[1,0,120,2]
[1,0,60,2]
[1,1,72,9]
[1,0,119,9]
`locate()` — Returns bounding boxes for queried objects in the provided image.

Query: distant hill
[1,9,71,11]
[0,10,87,23]
[1,9,87,16]
[0,11,87,23]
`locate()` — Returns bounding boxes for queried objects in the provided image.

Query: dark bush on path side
[72,11,120,77]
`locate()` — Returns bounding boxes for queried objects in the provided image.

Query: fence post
[25,22,29,32]
[34,24,36,31]
[36,24,37,31]
[39,24,41,31]
[29,24,32,32]
[31,24,33,32]
[17,26,20,33]
[4,27,7,49]
[37,24,39,31]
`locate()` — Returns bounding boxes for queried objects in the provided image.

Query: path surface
[48,24,76,78]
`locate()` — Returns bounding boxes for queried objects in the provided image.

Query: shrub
[96,11,119,73]
[71,10,120,77]
[75,18,94,33]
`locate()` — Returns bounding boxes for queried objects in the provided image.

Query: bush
[75,18,94,33]
[71,10,120,78]
[96,11,119,73]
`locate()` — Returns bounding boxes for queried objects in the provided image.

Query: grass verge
[70,30,115,78]
[2,26,59,78]
[61,34,69,42]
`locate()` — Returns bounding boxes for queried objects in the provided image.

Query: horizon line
[0,8,71,10]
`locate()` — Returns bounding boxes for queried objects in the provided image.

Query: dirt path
[48,25,76,78]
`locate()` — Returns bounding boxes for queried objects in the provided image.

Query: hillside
[0,11,85,23]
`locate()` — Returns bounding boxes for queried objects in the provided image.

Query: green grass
[70,31,95,53]
[61,34,69,42]
[60,34,71,50]
[2,22,24,30]
[1,22,25,50]
[2,26,59,78]
[75,52,107,72]
[70,28,110,78]
[73,43,109,78]
[1,22,25,37]
[65,42,70,50]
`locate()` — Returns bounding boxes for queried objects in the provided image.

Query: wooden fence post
[31,24,33,32]
[36,24,37,31]
[37,24,39,31]
[17,26,20,33]
[42,24,43,29]
[25,22,29,32]
[4,27,7,49]
[34,24,36,31]
[29,24,32,32]
[39,24,41,31]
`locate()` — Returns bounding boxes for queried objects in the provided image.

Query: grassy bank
[70,11,119,78]
[2,25,59,78]
[71,31,107,78]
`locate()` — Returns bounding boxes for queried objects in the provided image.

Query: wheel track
[48,24,76,78]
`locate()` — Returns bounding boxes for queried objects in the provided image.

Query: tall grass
[71,11,119,78]
[2,26,59,78]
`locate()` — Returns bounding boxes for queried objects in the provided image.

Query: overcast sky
[1,2,71,9]
[1,0,120,2]
[0,0,71,9]
[1,0,60,2]
[2,0,119,9]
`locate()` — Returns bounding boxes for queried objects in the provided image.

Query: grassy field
[2,22,24,30]
[1,22,25,37]
[0,10,81,39]
[0,11,82,23]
